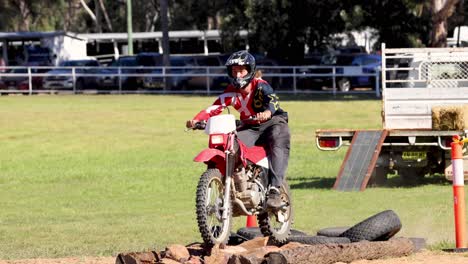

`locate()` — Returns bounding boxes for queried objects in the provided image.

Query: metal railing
[0,65,381,97]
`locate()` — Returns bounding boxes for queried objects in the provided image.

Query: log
[263,238,415,264]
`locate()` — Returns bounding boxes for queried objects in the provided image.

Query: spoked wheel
[196,168,232,246]
[258,182,293,245]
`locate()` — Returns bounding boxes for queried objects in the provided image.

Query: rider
[186,50,290,208]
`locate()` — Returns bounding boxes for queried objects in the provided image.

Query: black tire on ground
[228,232,248,245]
[316,226,350,237]
[339,210,402,242]
[237,227,307,241]
[288,235,351,244]
[195,168,232,246]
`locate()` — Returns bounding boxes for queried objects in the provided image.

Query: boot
[266,186,282,208]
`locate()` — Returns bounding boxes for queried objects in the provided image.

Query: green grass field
[0,95,461,259]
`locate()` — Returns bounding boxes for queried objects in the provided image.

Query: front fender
[194,148,225,165]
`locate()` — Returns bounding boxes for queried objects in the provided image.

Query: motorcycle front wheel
[258,181,293,245]
[196,168,232,246]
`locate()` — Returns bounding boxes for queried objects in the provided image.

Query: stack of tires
[232,210,405,246]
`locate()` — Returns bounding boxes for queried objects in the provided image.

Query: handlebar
[193,121,206,130]
[187,116,264,132]
[238,116,263,126]
[186,121,206,131]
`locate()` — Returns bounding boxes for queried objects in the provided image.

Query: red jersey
[193,78,285,122]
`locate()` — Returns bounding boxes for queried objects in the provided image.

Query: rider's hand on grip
[186,120,197,129]
[186,119,206,130]
[256,110,272,122]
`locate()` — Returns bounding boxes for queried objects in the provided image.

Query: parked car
[2,67,48,90]
[297,53,381,91]
[142,54,229,91]
[255,56,282,89]
[99,56,140,89]
[187,55,226,90]
[143,56,196,90]
[135,52,163,88]
[43,59,100,90]
[0,79,6,90]
[334,53,381,91]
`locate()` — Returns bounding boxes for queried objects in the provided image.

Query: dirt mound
[1,250,468,264]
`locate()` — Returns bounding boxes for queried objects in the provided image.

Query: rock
[204,244,231,264]
[185,255,203,264]
[220,246,248,255]
[165,244,190,263]
[238,237,269,250]
[116,251,160,264]
[159,258,181,264]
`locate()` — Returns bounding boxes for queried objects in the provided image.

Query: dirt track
[1,250,468,264]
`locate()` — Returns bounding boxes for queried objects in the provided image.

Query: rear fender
[238,140,269,169]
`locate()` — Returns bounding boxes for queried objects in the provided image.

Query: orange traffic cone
[246,215,257,227]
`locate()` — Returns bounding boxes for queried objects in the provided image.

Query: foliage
[0,1,466,57]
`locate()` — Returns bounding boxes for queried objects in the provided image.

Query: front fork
[221,150,235,220]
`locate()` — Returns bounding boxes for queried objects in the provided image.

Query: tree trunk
[430,0,459,47]
[94,0,101,33]
[264,238,415,264]
[80,0,97,23]
[97,0,119,58]
[64,0,81,31]
[17,0,31,31]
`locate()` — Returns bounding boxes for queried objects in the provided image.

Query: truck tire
[399,167,425,183]
[339,210,402,242]
[316,226,349,237]
[288,235,351,245]
[369,166,389,186]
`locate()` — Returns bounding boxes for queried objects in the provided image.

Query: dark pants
[237,115,290,187]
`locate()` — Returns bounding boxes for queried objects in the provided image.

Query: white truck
[315,44,468,191]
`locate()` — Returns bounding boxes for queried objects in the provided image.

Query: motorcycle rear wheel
[196,168,232,246]
[258,182,293,245]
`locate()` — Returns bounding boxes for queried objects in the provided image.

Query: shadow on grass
[289,177,336,190]
[383,173,451,188]
[288,173,451,191]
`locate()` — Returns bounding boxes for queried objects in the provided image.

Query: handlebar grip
[193,122,206,130]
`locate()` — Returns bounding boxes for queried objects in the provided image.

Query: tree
[0,0,62,31]
[218,0,248,52]
[344,0,432,49]
[430,0,460,47]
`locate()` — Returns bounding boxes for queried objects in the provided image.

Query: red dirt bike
[189,114,293,246]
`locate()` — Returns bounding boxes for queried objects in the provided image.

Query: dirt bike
[189,114,293,246]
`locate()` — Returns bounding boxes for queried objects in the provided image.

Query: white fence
[0,65,381,97]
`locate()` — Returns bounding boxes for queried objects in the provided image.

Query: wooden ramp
[333,130,387,191]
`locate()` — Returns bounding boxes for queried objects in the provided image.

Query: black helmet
[225,50,256,89]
